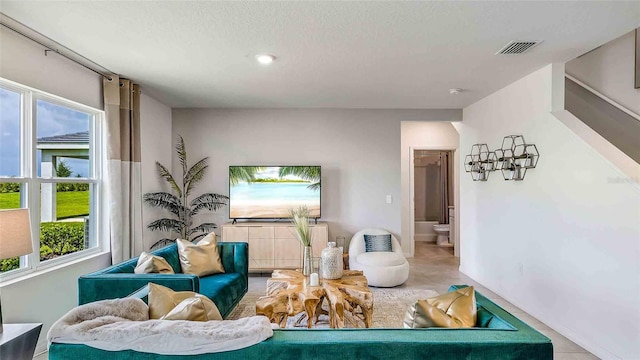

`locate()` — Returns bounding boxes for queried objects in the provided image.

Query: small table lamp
[0,208,34,334]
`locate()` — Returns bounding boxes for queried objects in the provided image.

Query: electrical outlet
[386,195,393,204]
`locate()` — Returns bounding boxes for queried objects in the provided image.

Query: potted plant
[289,205,312,275]
[144,135,228,249]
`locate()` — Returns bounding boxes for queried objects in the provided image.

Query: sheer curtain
[104,76,143,263]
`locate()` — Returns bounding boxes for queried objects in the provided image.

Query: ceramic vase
[321,242,343,280]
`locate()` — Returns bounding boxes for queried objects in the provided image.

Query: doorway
[411,149,455,252]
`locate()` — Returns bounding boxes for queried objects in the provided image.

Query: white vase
[321,242,343,280]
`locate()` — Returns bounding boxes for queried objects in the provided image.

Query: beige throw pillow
[147,282,222,321]
[134,252,175,274]
[403,286,476,328]
[176,233,225,276]
[161,296,222,321]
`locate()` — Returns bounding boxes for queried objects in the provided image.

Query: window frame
[0,77,106,282]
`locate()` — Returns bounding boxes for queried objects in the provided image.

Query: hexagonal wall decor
[464,143,497,181]
[496,135,540,181]
[522,144,540,168]
[486,151,498,172]
[464,154,474,173]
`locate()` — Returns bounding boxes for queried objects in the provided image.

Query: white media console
[220,221,328,272]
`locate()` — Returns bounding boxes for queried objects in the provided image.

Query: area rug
[227,287,438,329]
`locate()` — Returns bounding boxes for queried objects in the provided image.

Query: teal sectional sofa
[77,242,248,318]
[51,285,552,359]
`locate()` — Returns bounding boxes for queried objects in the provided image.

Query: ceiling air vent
[496,40,542,55]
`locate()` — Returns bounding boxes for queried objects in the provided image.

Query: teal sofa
[77,242,248,319]
[51,285,552,359]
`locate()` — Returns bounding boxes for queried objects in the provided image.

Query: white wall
[0,27,102,109]
[139,92,173,250]
[459,64,640,359]
[400,121,459,257]
[566,30,640,115]
[0,25,112,356]
[172,109,461,253]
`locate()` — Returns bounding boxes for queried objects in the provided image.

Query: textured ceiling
[1,1,638,109]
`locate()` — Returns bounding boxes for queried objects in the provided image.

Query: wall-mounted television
[229,166,321,220]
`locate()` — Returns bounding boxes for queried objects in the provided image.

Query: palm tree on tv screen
[229,166,320,190]
[279,166,320,191]
[229,166,264,185]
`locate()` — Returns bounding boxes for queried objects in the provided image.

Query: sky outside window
[0,88,21,177]
[1,92,93,177]
[36,100,91,177]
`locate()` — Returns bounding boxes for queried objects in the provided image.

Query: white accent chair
[348,228,409,287]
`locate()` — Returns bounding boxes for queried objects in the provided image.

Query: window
[0,78,104,277]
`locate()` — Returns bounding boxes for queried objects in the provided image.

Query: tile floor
[247,242,599,360]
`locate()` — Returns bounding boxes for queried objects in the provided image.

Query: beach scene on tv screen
[229,166,320,219]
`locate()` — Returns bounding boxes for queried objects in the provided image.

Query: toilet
[432,224,450,246]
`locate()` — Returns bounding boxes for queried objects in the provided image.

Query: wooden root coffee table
[256,269,373,329]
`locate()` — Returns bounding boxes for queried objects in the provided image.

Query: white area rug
[227,287,438,329]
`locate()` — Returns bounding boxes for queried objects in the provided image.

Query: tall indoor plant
[289,205,312,275]
[144,135,228,249]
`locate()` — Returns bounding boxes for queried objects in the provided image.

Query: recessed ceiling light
[449,88,462,95]
[255,54,276,65]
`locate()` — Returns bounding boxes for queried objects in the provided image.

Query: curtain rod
[0,21,117,81]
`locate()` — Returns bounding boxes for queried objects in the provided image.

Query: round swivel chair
[348,228,409,287]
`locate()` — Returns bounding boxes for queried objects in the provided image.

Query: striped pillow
[364,234,392,252]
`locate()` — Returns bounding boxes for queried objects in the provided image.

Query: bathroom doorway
[412,149,454,249]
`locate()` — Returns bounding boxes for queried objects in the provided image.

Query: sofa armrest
[78,273,199,305]
[219,242,248,283]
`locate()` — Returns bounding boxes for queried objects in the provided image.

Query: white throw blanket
[48,298,274,355]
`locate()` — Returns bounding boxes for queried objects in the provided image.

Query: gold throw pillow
[147,283,221,321]
[134,252,175,274]
[176,233,225,276]
[161,296,222,321]
[403,286,476,328]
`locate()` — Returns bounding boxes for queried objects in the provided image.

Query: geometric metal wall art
[464,144,498,181]
[494,135,540,181]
